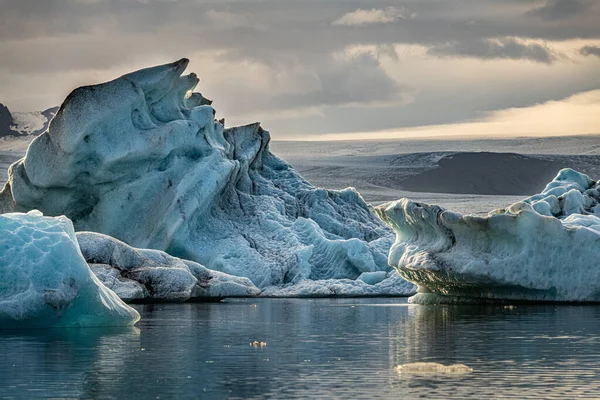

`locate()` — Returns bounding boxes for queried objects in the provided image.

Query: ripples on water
[1,298,600,399]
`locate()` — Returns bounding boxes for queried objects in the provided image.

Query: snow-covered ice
[11,107,59,136]
[0,211,140,329]
[0,59,413,296]
[376,168,600,303]
[0,103,58,140]
[77,232,260,301]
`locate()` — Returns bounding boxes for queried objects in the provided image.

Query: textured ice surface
[0,59,412,296]
[77,232,260,302]
[0,211,139,329]
[261,270,414,297]
[376,169,600,304]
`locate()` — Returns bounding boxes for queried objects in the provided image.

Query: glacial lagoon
[2,298,600,399]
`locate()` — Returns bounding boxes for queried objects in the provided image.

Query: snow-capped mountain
[0,103,58,139]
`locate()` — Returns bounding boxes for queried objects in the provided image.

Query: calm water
[2,298,600,399]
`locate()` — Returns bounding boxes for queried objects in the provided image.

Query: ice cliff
[0,211,139,329]
[0,59,412,296]
[376,169,600,304]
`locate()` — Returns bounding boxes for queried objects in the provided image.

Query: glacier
[376,168,600,304]
[0,58,413,297]
[0,211,140,329]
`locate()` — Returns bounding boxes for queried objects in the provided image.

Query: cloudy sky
[1,0,599,140]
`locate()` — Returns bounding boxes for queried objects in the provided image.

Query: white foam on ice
[0,211,140,329]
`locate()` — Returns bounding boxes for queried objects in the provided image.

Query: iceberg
[376,169,600,304]
[0,211,140,329]
[77,232,260,302]
[0,59,412,296]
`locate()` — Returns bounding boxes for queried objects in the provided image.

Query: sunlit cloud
[332,6,413,27]
[309,90,600,141]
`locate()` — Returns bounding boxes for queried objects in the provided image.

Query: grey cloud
[271,54,405,109]
[1,0,600,137]
[206,52,406,121]
[580,45,600,58]
[263,66,600,137]
[2,0,600,44]
[428,38,558,63]
[525,0,591,21]
[203,10,267,31]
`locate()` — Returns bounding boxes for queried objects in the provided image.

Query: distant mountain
[0,103,58,139]
[0,104,16,139]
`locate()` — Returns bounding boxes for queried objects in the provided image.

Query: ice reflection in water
[1,299,600,399]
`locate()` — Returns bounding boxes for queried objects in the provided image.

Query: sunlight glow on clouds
[311,90,600,141]
[332,6,413,26]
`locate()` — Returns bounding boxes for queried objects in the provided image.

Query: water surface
[2,298,600,399]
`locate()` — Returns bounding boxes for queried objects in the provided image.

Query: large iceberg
[0,59,411,296]
[376,169,600,304]
[0,211,140,329]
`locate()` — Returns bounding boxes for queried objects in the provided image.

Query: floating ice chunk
[0,211,139,329]
[395,362,473,375]
[376,169,600,304]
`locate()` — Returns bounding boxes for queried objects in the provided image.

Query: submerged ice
[0,59,413,296]
[376,169,600,304]
[0,211,139,329]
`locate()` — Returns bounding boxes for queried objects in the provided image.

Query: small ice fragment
[395,362,473,375]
